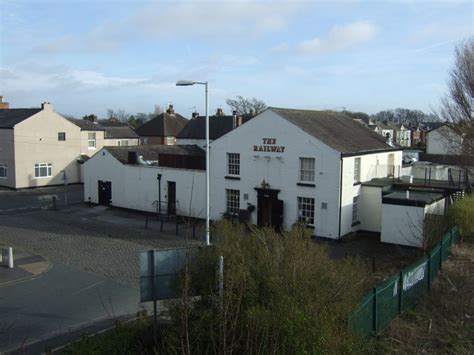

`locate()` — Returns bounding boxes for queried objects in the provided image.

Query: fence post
[427,252,431,291]
[372,287,378,334]
[398,271,403,314]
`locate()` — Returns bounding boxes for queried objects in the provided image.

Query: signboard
[139,246,202,302]
[253,138,285,153]
[402,261,427,291]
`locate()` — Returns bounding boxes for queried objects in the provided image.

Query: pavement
[0,185,84,215]
[0,247,51,287]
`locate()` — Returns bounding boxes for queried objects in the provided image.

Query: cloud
[34,1,304,54]
[296,21,378,55]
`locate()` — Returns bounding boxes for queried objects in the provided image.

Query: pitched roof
[105,144,204,164]
[68,118,138,138]
[68,118,105,131]
[0,108,42,128]
[270,107,399,155]
[135,112,188,137]
[178,115,249,140]
[103,125,139,139]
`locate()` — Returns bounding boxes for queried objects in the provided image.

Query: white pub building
[209,108,402,240]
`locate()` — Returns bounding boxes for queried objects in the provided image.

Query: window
[0,164,7,178]
[166,136,175,145]
[299,158,315,182]
[227,153,240,176]
[226,189,240,215]
[118,140,129,146]
[354,157,361,183]
[88,132,96,148]
[297,197,315,226]
[58,132,66,141]
[352,196,359,223]
[34,163,52,178]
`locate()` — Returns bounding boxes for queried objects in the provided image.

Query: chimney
[192,112,199,118]
[216,108,224,116]
[41,102,53,111]
[86,114,98,123]
[0,96,9,109]
[128,151,138,164]
[249,109,255,117]
[385,132,393,147]
[166,104,175,114]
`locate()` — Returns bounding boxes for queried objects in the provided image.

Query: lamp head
[176,80,195,86]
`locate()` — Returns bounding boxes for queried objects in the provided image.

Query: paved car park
[0,186,204,353]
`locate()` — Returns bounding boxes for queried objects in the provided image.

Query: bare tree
[439,38,474,159]
[106,108,130,122]
[226,96,267,116]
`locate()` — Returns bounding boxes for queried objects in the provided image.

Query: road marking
[72,280,106,296]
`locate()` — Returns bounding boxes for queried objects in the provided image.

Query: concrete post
[8,247,13,268]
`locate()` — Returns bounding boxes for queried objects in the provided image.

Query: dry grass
[372,238,474,354]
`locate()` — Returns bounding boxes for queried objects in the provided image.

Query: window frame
[0,164,7,179]
[166,136,175,145]
[354,157,361,183]
[118,140,129,147]
[297,196,315,227]
[299,157,315,182]
[227,153,240,176]
[34,163,52,178]
[88,132,97,149]
[226,189,240,216]
[352,196,359,224]
[58,132,66,141]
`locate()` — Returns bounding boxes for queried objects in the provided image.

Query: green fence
[348,226,461,336]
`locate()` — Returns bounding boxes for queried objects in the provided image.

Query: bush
[447,195,474,240]
[162,221,368,354]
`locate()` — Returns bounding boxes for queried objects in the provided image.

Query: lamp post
[176,80,210,246]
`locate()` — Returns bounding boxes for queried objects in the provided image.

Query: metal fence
[349,226,460,336]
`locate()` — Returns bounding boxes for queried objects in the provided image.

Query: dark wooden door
[98,180,111,205]
[167,181,176,215]
[271,199,284,232]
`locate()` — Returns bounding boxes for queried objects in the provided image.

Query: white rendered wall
[84,149,206,219]
[358,185,383,232]
[381,204,425,247]
[340,150,402,236]
[209,110,341,239]
[426,126,463,155]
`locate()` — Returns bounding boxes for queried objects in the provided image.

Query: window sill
[297,182,315,187]
[225,176,241,180]
[353,182,361,186]
[305,224,315,229]
[351,221,361,227]
[34,176,52,179]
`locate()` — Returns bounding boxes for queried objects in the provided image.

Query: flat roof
[382,190,444,207]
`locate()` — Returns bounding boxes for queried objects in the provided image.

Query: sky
[0,0,472,118]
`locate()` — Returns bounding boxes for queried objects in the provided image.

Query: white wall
[426,126,463,155]
[209,110,342,239]
[340,151,402,236]
[425,198,446,215]
[84,149,206,219]
[381,204,425,247]
[359,185,383,232]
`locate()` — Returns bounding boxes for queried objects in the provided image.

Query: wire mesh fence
[349,226,460,336]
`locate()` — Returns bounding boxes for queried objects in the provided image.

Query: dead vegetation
[371,238,474,354]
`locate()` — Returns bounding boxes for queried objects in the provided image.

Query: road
[0,185,84,214]
[0,263,143,354]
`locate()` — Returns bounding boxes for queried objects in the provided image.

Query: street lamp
[176,79,210,246]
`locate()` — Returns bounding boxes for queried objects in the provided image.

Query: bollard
[8,247,13,269]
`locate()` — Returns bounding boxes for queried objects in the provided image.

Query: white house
[426,124,463,155]
[83,145,206,219]
[208,107,403,240]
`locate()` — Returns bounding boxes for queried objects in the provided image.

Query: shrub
[162,221,368,354]
[447,195,474,240]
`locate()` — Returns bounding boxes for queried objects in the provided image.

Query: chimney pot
[41,102,53,111]
[216,108,224,116]
[192,112,199,118]
[166,104,175,114]
[0,96,9,109]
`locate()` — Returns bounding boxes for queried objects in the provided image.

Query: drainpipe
[338,155,343,240]
[157,174,162,214]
